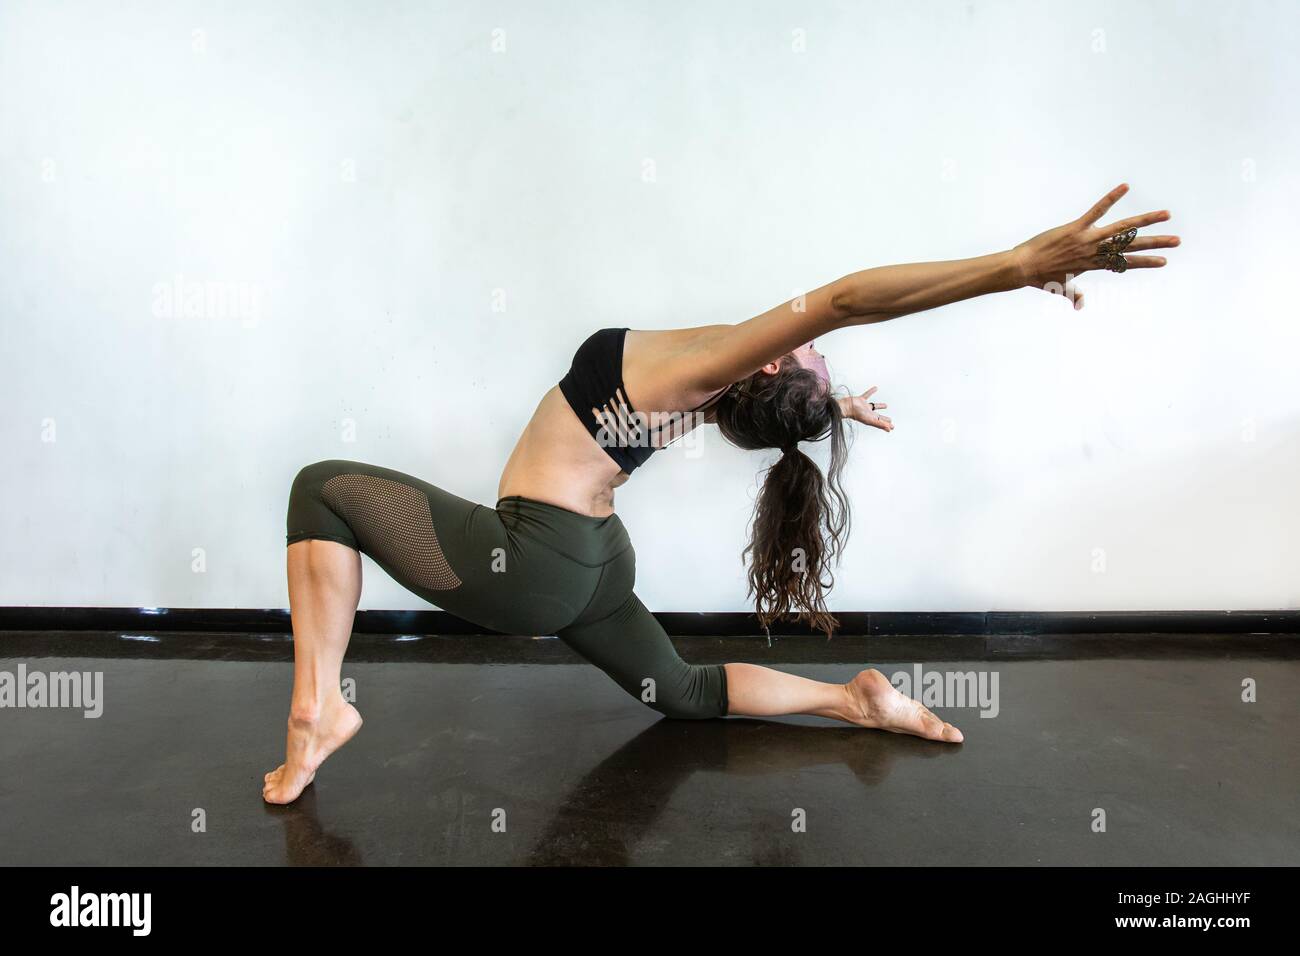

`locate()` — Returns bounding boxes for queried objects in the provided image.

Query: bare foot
[263,694,363,804]
[845,669,964,743]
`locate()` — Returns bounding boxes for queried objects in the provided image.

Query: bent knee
[647,698,721,721]
[641,664,728,720]
[286,460,363,547]
[291,459,353,494]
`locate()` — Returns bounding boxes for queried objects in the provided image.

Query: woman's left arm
[684,185,1178,391]
[829,249,1024,325]
[831,183,1179,323]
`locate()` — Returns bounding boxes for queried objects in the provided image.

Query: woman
[264,183,1177,804]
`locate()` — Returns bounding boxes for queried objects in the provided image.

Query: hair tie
[781,443,797,454]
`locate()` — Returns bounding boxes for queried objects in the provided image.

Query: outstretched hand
[838,386,893,432]
[1012,183,1181,310]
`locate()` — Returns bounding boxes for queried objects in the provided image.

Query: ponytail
[715,360,851,638]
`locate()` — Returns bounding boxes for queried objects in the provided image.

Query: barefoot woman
[264,184,1177,804]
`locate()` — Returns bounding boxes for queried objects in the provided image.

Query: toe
[908,700,947,739]
[922,711,949,741]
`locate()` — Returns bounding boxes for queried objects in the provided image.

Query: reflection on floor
[1,631,1296,865]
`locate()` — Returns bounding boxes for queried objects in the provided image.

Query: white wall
[2,0,1297,613]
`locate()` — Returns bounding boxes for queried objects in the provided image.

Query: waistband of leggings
[493,495,630,567]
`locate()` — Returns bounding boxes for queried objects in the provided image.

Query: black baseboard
[1,606,1298,636]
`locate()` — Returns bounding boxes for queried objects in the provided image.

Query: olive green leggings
[285,459,728,719]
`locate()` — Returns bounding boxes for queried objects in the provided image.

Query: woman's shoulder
[622,325,735,412]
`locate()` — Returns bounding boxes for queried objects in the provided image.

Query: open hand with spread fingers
[1011,183,1181,310]
[838,386,893,432]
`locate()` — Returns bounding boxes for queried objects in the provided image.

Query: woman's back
[497,327,729,517]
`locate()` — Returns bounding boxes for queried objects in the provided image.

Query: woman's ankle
[289,690,342,725]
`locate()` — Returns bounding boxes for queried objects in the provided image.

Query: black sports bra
[558,327,727,475]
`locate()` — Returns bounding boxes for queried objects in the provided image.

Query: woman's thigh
[287,459,595,635]
[556,590,728,719]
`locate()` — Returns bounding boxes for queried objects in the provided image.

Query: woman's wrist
[1006,246,1033,290]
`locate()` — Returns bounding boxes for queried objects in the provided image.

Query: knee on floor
[639,666,728,721]
[646,697,720,721]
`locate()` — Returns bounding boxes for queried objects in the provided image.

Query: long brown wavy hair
[714,355,851,637]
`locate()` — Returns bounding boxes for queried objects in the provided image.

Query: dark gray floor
[1,631,1296,866]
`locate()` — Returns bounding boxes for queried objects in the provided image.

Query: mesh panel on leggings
[321,474,462,591]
